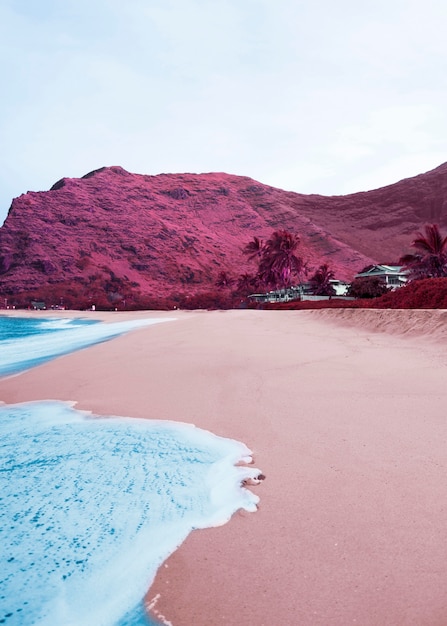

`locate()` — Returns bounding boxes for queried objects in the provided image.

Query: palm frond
[401,224,447,279]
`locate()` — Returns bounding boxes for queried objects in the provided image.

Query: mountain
[0,164,446,306]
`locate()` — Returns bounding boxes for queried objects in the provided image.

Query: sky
[1,0,447,226]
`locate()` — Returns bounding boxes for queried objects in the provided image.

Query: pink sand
[1,309,447,625]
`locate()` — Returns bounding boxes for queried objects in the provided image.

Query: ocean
[0,315,261,626]
[0,315,176,378]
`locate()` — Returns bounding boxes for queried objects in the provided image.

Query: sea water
[0,317,261,625]
[0,315,176,377]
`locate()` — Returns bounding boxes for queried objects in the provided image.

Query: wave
[0,317,176,377]
[36,318,79,329]
[0,401,261,626]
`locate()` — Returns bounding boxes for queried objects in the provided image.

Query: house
[248,279,351,303]
[31,301,46,310]
[328,279,350,296]
[248,288,299,304]
[354,265,408,289]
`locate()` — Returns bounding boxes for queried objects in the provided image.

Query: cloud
[339,152,447,194]
[328,104,441,160]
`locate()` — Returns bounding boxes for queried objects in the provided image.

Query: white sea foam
[0,401,261,626]
[37,318,75,329]
[0,317,175,376]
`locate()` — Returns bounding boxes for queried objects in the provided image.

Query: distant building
[328,279,350,296]
[248,279,352,303]
[354,265,408,289]
[248,288,298,304]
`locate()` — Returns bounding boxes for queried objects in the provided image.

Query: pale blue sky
[1,0,446,225]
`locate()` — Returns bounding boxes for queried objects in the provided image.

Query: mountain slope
[0,163,446,303]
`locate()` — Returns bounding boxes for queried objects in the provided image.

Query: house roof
[355,264,407,278]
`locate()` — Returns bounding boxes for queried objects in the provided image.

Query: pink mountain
[1,164,446,303]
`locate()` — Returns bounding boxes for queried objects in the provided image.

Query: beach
[1,308,447,625]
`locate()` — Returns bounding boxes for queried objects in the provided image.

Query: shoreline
[2,309,447,625]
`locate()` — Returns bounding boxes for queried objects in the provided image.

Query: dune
[1,309,447,625]
[310,308,447,342]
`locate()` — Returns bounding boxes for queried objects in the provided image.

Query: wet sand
[1,309,447,625]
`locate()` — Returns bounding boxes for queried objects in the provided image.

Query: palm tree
[400,223,447,279]
[215,271,234,288]
[258,230,304,289]
[242,236,264,262]
[235,273,257,295]
[309,264,336,296]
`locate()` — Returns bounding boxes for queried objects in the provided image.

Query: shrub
[178,290,235,310]
[370,277,447,308]
[347,277,388,299]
